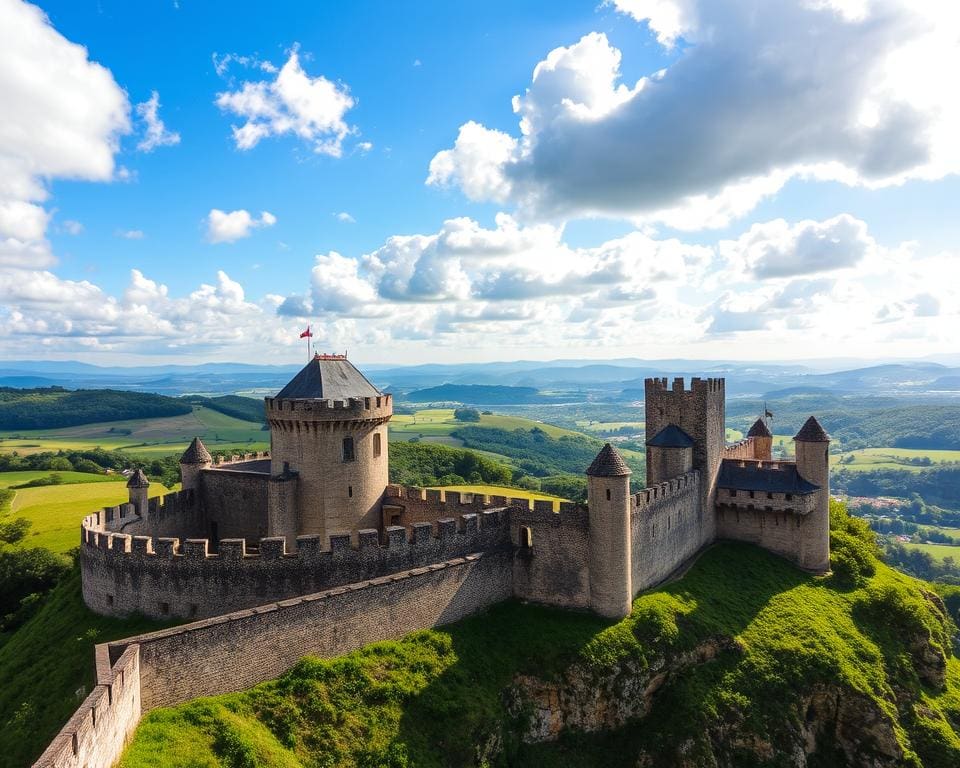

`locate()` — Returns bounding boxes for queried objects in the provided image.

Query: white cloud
[215,48,356,156]
[135,91,181,152]
[116,229,144,240]
[429,2,960,228]
[205,209,276,243]
[61,219,84,235]
[334,211,355,223]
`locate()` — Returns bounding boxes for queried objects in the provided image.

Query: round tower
[179,437,212,491]
[265,354,392,540]
[794,416,831,573]
[747,417,773,461]
[586,443,633,619]
[126,467,150,516]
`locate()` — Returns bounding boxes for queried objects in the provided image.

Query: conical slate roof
[747,418,772,438]
[647,424,695,448]
[180,436,212,464]
[587,443,632,477]
[275,355,382,400]
[794,416,830,442]
[126,468,149,488]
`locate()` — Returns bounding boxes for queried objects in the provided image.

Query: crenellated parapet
[382,484,561,527]
[632,470,700,514]
[722,438,756,460]
[209,451,271,466]
[80,499,511,620]
[265,394,392,432]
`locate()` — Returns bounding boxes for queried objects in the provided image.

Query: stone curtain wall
[81,504,512,619]
[33,645,141,768]
[631,471,705,593]
[512,501,591,610]
[199,466,270,542]
[36,552,511,768]
[723,438,758,461]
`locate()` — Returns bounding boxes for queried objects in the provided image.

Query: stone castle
[37,356,831,767]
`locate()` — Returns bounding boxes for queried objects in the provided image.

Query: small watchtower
[265,354,393,542]
[747,417,773,461]
[586,443,633,619]
[179,437,212,491]
[126,468,149,516]
[794,416,831,572]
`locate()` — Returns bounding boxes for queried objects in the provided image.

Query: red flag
[299,326,312,339]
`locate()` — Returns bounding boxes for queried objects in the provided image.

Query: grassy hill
[113,505,960,767]
[0,388,191,430]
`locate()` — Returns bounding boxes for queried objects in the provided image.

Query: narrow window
[373,433,382,458]
[342,436,355,462]
[519,526,533,549]
[606,488,611,501]
[786,493,793,501]
[390,514,401,526]
[106,594,114,607]
[189,604,198,618]
[749,490,755,499]
[730,489,736,497]
[766,492,773,499]
[348,485,353,498]
[160,601,170,616]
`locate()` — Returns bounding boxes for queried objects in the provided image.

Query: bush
[453,408,481,422]
[0,548,70,631]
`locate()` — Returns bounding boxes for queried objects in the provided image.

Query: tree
[453,408,481,422]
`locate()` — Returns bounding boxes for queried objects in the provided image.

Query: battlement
[644,377,725,395]
[632,470,700,513]
[209,451,271,467]
[383,484,562,514]
[265,393,393,423]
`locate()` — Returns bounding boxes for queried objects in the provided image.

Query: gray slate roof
[747,418,772,438]
[647,424,695,448]
[275,356,382,400]
[717,458,819,495]
[794,416,830,442]
[126,468,149,488]
[586,443,632,477]
[180,436,212,464]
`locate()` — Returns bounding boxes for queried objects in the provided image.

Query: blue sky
[0,0,958,365]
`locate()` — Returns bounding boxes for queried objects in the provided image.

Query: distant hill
[0,388,191,430]
[404,384,552,404]
[186,394,265,424]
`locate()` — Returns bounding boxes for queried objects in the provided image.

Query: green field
[834,447,960,473]
[428,484,567,510]
[576,420,645,433]
[0,471,118,489]
[902,541,960,563]
[390,408,579,444]
[0,405,268,458]
[7,477,170,554]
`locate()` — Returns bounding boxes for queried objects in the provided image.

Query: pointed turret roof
[747,418,772,438]
[126,468,149,488]
[275,354,382,400]
[180,436,212,464]
[794,416,830,442]
[587,443,632,477]
[647,424,695,448]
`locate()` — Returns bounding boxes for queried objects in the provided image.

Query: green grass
[0,565,174,768]
[833,447,960,473]
[9,479,169,554]
[903,541,960,563]
[0,470,118,489]
[118,507,960,768]
[390,409,579,442]
[0,405,268,458]
[427,484,567,510]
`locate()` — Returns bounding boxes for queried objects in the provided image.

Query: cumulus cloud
[215,48,356,156]
[719,214,877,279]
[116,229,144,240]
[429,2,960,228]
[206,209,276,243]
[334,211,355,223]
[135,91,181,152]
[61,219,84,235]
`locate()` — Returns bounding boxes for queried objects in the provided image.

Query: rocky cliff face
[506,612,951,768]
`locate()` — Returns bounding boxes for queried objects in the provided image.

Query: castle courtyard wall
[199,466,270,542]
[80,507,511,619]
[631,471,705,593]
[511,502,591,610]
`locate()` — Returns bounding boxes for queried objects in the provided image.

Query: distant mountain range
[1,358,958,399]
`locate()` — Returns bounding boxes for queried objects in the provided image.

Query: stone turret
[586,443,632,619]
[646,424,694,483]
[747,417,773,461]
[265,354,392,542]
[126,468,149,516]
[179,437,212,491]
[794,416,831,573]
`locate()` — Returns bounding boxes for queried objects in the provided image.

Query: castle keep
[38,360,831,768]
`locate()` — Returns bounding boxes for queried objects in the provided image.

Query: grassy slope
[0,470,118,488]
[0,567,175,768]
[118,509,960,768]
[904,542,960,563]
[0,405,267,457]
[9,479,169,554]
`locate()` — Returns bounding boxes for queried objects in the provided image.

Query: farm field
[427,484,567,510]
[576,420,645,433]
[7,477,170,554]
[390,408,580,444]
[0,471,118,489]
[901,541,960,563]
[833,447,960,472]
[0,406,268,458]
